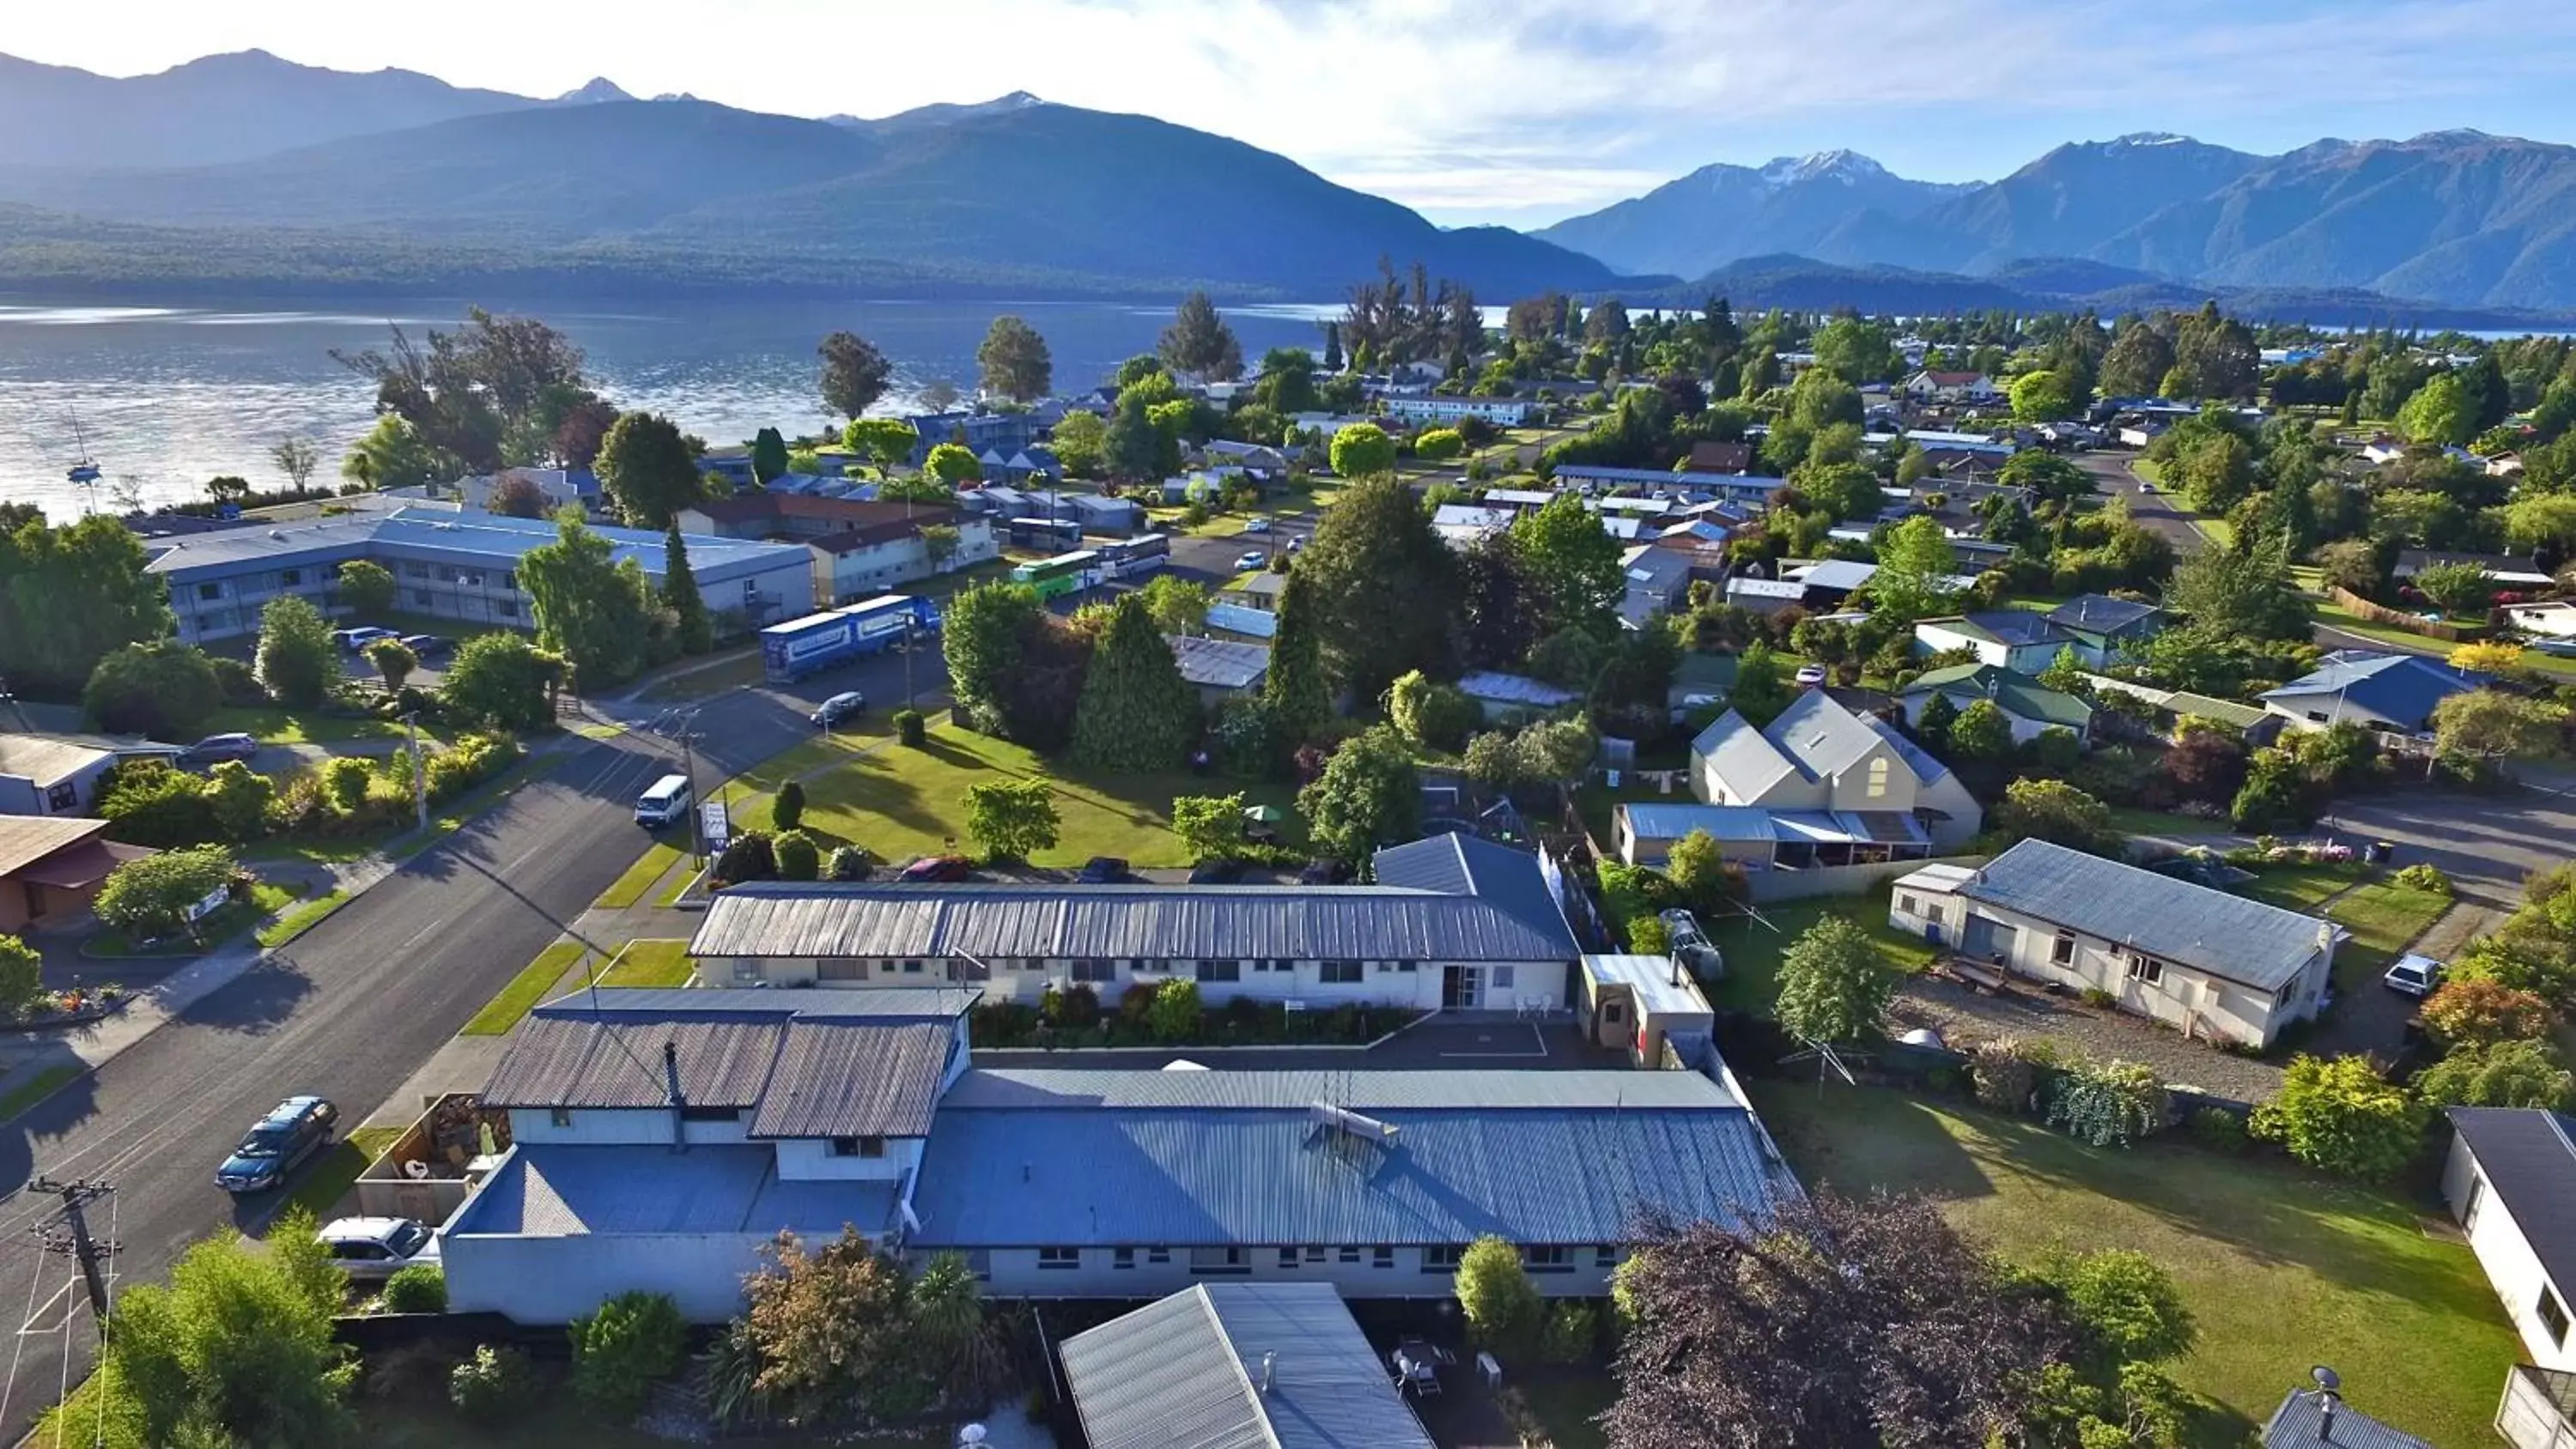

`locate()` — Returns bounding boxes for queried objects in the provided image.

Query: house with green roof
[1897,663,2093,746]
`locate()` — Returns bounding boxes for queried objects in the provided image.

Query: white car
[316,1216,440,1281]
[1234,551,1267,572]
[2384,953,2445,998]
[1242,517,1273,533]
[1794,664,1828,688]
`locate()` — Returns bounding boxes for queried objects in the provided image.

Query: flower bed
[3,984,132,1033]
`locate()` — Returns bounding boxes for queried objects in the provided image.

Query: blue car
[216,1095,337,1194]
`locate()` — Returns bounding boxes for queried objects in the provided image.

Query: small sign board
[699,801,732,849]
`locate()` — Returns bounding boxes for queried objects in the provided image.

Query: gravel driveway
[1893,976,2287,1103]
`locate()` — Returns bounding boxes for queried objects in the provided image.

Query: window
[1423,1246,1466,1272]
[279,568,302,586]
[679,1106,740,1122]
[1037,1247,1081,1270]
[495,601,517,617]
[196,582,222,601]
[2127,954,2166,985]
[1113,1248,1135,1270]
[966,1250,993,1280]
[1190,1246,1249,1275]
[1372,1246,1395,1269]
[403,562,429,579]
[1147,1247,1171,1264]
[1394,960,1417,973]
[901,959,925,975]
[501,571,517,591]
[1866,757,1890,798]
[45,781,77,813]
[1279,1247,1299,1270]
[2542,1287,2571,1347]
[1319,961,1362,985]
[1304,1246,1326,1263]
[1340,1246,1361,1264]
[829,1136,887,1158]
[549,1108,574,1129]
[1595,1246,1620,1269]
[1072,959,1115,984]
[2050,932,2075,967]
[818,958,866,981]
[1195,960,1240,983]
[1523,1246,1572,1273]
[1492,966,1515,990]
[412,590,433,607]
[1899,893,1918,916]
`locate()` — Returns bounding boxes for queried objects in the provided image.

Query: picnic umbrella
[1241,804,1286,823]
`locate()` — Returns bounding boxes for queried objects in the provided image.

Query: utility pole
[27,1177,115,1337]
[401,710,428,832]
[902,612,916,712]
[677,707,705,867]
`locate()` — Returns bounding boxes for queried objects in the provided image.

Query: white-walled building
[2445,1107,2576,1373]
[1690,688,1984,852]
[1381,396,1534,427]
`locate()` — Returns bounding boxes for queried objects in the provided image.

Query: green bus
[1010,549,1100,601]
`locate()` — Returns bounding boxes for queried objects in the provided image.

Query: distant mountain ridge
[1544,129,2576,309]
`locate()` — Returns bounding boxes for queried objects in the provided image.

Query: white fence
[2500,1365,2576,1449]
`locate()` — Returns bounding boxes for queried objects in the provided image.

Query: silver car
[316,1216,440,1282]
[2383,953,2444,998]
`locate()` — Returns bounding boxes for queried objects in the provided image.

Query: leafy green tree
[2434,689,2566,761]
[2166,301,2259,400]
[1292,474,1458,700]
[977,315,1054,402]
[1171,793,1249,862]
[1149,979,1203,1042]
[1510,493,1624,637]
[204,761,273,843]
[96,844,236,944]
[84,641,221,738]
[750,427,790,484]
[1868,515,1959,625]
[818,331,894,419]
[1991,779,2119,855]
[520,511,653,688]
[660,524,714,654]
[1773,916,1897,1044]
[922,443,985,490]
[2008,368,2081,422]
[2250,1054,2428,1181]
[1455,1236,1544,1356]
[441,633,562,731]
[842,416,919,472]
[1049,411,1109,477]
[1072,596,1202,771]
[334,558,396,617]
[1327,422,1397,478]
[1414,427,1464,461]
[2098,320,2176,398]
[2398,373,2475,447]
[2044,1248,2196,1364]
[2166,533,2312,641]
[595,412,704,529]
[1106,389,1181,482]
[1810,317,1897,386]
[0,513,177,696]
[2415,1039,2575,1111]
[254,595,341,710]
[1385,670,1480,753]
[1136,573,1211,636]
[1263,572,1334,740]
[2411,559,2494,616]
[1255,348,1321,415]
[1664,829,1736,916]
[1728,640,1791,727]
[769,779,806,834]
[734,1231,912,1425]
[0,935,40,1019]
[569,1291,686,1418]
[340,413,464,491]
[1158,291,1243,379]
[963,779,1060,862]
[1516,716,1598,783]
[364,637,418,694]
[943,581,1042,734]
[1937,698,2011,764]
[1913,688,1958,755]
[1298,724,1421,866]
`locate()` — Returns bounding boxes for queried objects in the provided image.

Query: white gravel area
[1893,975,2288,1103]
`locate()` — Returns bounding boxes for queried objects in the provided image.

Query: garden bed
[0,987,133,1034]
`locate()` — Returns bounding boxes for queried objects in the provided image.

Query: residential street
[2073,448,2205,555]
[0,731,684,1443]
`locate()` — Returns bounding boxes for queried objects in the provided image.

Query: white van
[635,773,693,829]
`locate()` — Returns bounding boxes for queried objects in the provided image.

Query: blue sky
[15,0,2576,227]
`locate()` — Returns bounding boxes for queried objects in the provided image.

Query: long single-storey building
[1890,840,2342,1048]
[2444,1106,2576,1373]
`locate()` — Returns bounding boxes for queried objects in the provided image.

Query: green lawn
[0,1065,82,1125]
[1697,888,1940,1016]
[597,939,696,988]
[596,842,684,909]
[751,722,1303,868]
[256,888,351,949]
[87,880,306,957]
[460,941,591,1036]
[279,1124,405,1222]
[201,706,417,745]
[2318,877,2453,984]
[1516,1376,1613,1449]
[1755,1085,2518,1449]
[631,650,768,703]
[2236,862,2368,912]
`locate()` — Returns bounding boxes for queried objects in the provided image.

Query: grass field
[1698,888,1940,1015]
[280,1123,406,1222]
[631,650,768,703]
[596,939,695,988]
[2238,862,2369,912]
[2317,876,2454,984]
[460,941,590,1036]
[1755,1084,2518,1449]
[596,842,684,909]
[87,880,306,957]
[0,1065,81,1125]
[201,706,417,745]
[744,722,1303,868]
[256,888,351,949]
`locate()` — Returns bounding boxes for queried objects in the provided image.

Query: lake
[0,297,1346,517]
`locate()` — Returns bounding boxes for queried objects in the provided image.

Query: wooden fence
[2330,585,2486,643]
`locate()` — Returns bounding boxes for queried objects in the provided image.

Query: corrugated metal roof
[1062,1284,1433,1449]
[1959,840,2331,991]
[690,883,1577,964]
[2259,650,2483,731]
[940,1069,1734,1112]
[1166,635,1271,691]
[483,1017,785,1109]
[748,1022,952,1139]
[0,815,109,878]
[910,1083,1782,1250]
[1902,664,2093,730]
[0,734,112,785]
[144,506,805,584]
[452,1145,896,1238]
[1455,670,1581,707]
[1370,834,1571,943]
[2048,594,2160,637]
[1690,710,1800,799]
[1619,803,1777,843]
[2261,1388,2433,1449]
[531,986,977,1020]
[2447,1108,2576,1299]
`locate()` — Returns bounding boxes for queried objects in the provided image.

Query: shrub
[84,640,222,737]
[2394,863,2454,896]
[449,1343,538,1425]
[1539,1300,1601,1366]
[568,1290,686,1417]
[319,755,374,814]
[1970,1040,2039,1113]
[380,1264,447,1314]
[2044,1058,2169,1148]
[2080,987,2117,1010]
[893,708,927,747]
[825,845,869,881]
[98,761,222,848]
[2422,978,2556,1049]
[770,779,805,833]
[1455,1236,1542,1357]
[1043,981,1101,1029]
[1625,914,1671,955]
[2187,1106,2251,1154]
[2251,1054,2429,1181]
[1148,978,1202,1041]
[210,654,268,706]
[711,832,775,887]
[770,829,821,882]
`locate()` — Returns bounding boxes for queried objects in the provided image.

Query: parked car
[397,634,451,659]
[2534,637,2576,659]
[1188,858,1247,885]
[216,1095,337,1194]
[316,1216,440,1282]
[1793,664,1828,688]
[330,626,399,652]
[2384,953,2445,998]
[1286,536,1304,555]
[1076,856,1130,883]
[1242,517,1273,533]
[811,691,868,729]
[898,855,974,882]
[180,733,260,766]
[1233,551,1267,572]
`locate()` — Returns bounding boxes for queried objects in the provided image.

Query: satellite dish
[2310,1366,2341,1392]
[958,1425,988,1446]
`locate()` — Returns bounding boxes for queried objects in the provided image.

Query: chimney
[663,1040,688,1151]
[1260,1352,1276,1395]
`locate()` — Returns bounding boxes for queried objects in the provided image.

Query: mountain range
[0,50,2573,318]
[1543,130,2576,312]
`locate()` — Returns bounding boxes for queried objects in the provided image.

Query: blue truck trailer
[759,595,941,684]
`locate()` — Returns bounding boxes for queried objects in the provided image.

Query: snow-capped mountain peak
[2107,131,2195,148]
[1759,149,1892,186]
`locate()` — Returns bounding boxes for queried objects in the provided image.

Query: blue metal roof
[144,506,807,586]
[1370,834,1571,943]
[910,1068,1784,1250]
[2259,650,2483,731]
[1958,840,2333,991]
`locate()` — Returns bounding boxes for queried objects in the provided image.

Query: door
[1443,966,1484,1009]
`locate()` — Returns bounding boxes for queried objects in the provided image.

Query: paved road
[2073,449,2205,555]
[0,731,683,1443]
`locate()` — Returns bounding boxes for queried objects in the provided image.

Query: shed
[1457,670,1581,721]
[1581,954,1715,1065]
